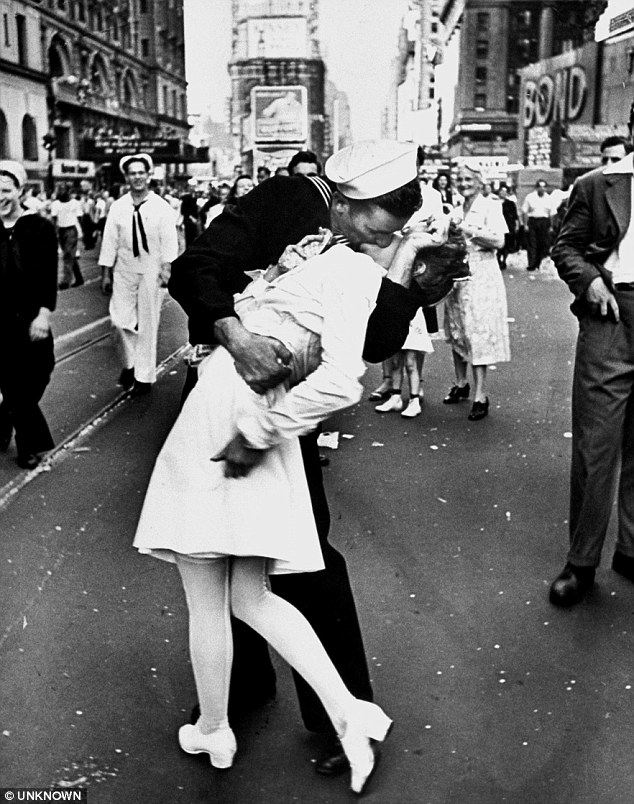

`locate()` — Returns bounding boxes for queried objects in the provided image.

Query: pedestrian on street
[226,174,254,204]
[288,149,321,176]
[168,142,442,778]
[364,238,435,420]
[136,141,431,794]
[548,104,634,607]
[98,153,178,396]
[443,164,510,421]
[599,135,630,166]
[50,184,84,289]
[497,184,519,270]
[0,160,57,470]
[521,179,552,271]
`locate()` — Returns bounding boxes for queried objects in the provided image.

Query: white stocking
[175,556,233,734]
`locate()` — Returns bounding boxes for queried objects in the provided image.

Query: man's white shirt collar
[603,152,634,175]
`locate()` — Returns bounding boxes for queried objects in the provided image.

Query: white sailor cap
[325,140,418,200]
[119,152,154,176]
[0,160,27,189]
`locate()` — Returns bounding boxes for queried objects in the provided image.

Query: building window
[141,38,149,57]
[140,0,148,12]
[16,15,27,66]
[518,10,532,28]
[163,85,168,114]
[0,110,8,158]
[474,93,487,110]
[22,114,38,161]
[628,49,634,74]
[3,14,9,47]
[476,40,488,60]
[475,65,487,85]
[171,89,177,117]
[476,12,489,33]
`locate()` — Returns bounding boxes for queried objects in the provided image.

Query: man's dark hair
[600,135,631,153]
[354,178,422,219]
[288,150,321,175]
[257,165,271,177]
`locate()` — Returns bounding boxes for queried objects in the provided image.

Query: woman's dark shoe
[549,563,595,606]
[468,398,489,421]
[443,383,470,404]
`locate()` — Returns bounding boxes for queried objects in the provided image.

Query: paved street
[1,254,633,804]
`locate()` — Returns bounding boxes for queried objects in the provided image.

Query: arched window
[22,114,37,161]
[122,72,137,107]
[0,110,8,158]
[90,54,109,96]
[48,34,70,77]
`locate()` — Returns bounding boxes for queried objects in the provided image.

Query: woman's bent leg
[230,557,391,793]
[231,557,354,731]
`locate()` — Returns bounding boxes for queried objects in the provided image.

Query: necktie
[132,200,149,257]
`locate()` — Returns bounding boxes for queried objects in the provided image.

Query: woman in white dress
[133,141,432,794]
[442,165,511,420]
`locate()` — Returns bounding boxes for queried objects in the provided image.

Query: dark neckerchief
[131,197,149,257]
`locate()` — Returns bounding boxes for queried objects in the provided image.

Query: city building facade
[439,0,592,161]
[229,0,341,173]
[0,0,192,191]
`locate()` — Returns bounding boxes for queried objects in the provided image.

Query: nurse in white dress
[132,140,433,794]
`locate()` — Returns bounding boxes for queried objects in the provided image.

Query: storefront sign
[52,159,96,179]
[252,86,307,143]
[82,135,182,161]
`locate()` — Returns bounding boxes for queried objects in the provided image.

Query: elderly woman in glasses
[442,165,511,421]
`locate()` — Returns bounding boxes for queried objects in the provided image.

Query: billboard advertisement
[252,85,307,143]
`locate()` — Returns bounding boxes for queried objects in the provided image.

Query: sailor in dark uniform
[169,140,444,774]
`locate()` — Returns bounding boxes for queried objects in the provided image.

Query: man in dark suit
[169,141,442,773]
[549,103,634,607]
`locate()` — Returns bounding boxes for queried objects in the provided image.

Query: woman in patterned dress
[443,165,510,420]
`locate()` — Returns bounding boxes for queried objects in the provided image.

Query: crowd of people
[1,120,634,795]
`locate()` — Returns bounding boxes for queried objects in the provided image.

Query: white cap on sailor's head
[119,152,154,176]
[325,140,418,200]
[0,160,27,189]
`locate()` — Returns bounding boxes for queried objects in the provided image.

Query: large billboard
[252,86,308,143]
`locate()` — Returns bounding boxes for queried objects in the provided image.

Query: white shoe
[401,398,422,418]
[375,394,403,413]
[339,700,393,795]
[178,723,237,769]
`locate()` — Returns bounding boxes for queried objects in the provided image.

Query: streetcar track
[0,343,189,512]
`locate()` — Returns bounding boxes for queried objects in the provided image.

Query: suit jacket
[551,153,632,317]
[168,174,421,363]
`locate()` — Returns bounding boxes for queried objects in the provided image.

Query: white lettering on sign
[523,66,587,128]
